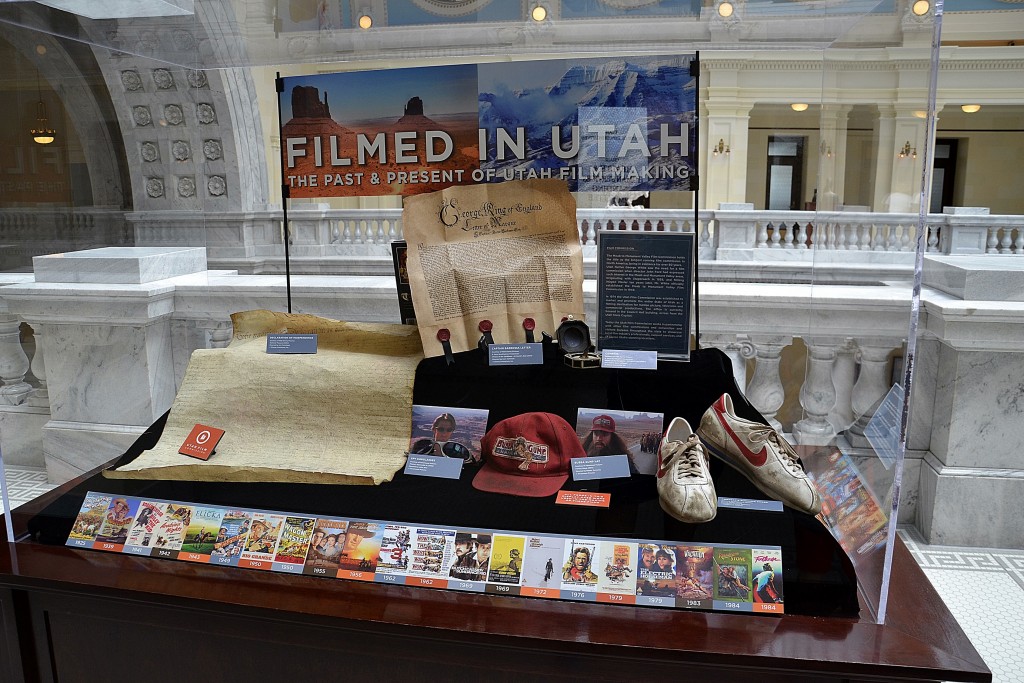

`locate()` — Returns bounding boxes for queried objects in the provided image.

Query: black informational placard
[597,231,694,360]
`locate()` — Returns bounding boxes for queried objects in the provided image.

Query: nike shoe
[697,393,822,515]
[657,417,717,523]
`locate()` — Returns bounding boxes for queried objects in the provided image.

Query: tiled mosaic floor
[899,525,1024,683]
[2,466,1019,681]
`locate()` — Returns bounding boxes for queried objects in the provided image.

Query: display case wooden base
[0,495,991,683]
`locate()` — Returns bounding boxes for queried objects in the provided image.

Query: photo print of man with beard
[575,409,664,475]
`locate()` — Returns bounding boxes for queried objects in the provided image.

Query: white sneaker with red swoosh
[696,393,822,515]
[656,417,717,523]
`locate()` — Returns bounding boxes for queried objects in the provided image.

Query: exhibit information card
[69,491,785,615]
[598,231,694,360]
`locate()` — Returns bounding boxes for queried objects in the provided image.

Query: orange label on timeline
[753,602,784,614]
[179,552,210,564]
[520,586,560,599]
[93,542,124,553]
[405,576,448,589]
[555,490,611,508]
[178,424,225,461]
[337,569,375,582]
[237,558,273,571]
[597,592,636,605]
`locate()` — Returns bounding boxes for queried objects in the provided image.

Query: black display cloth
[23,344,858,616]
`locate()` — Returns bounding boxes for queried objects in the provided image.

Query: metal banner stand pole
[275,72,293,314]
[691,53,701,350]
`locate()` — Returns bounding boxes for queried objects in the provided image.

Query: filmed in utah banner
[279,55,696,197]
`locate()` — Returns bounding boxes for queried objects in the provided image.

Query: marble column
[0,314,31,406]
[845,338,901,448]
[703,97,753,210]
[817,105,852,211]
[0,315,48,468]
[702,333,755,393]
[828,338,857,433]
[745,336,790,431]
[792,337,839,446]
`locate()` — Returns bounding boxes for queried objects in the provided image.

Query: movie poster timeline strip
[67,491,784,615]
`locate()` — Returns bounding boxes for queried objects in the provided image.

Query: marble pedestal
[916,344,1024,547]
[0,406,48,467]
[4,247,207,482]
[916,255,1024,548]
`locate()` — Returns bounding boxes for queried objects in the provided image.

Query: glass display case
[1,1,1012,680]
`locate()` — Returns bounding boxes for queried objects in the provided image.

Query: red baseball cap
[473,412,587,497]
[592,414,616,433]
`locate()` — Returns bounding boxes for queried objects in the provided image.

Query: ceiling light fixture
[791,103,809,112]
[358,13,372,29]
[912,0,931,16]
[30,72,56,145]
[961,104,981,113]
[718,1,734,18]
[531,5,547,22]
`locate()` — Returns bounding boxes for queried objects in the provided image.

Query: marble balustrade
[3,206,1020,279]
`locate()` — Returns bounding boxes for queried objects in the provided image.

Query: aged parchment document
[402,178,584,357]
[105,311,423,485]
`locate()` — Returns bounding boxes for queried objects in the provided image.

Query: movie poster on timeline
[273,516,318,571]
[596,541,638,597]
[751,548,785,612]
[179,506,227,559]
[713,547,753,610]
[67,493,113,546]
[408,527,456,578]
[337,521,384,576]
[210,510,252,566]
[636,543,677,599]
[94,497,139,547]
[124,501,168,551]
[560,539,600,592]
[487,535,526,585]
[377,523,414,576]
[448,531,492,584]
[279,55,695,198]
[238,513,285,568]
[304,519,349,575]
[675,545,714,609]
[519,535,565,598]
[149,504,193,555]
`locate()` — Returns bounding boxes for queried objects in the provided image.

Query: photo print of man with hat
[576,409,664,475]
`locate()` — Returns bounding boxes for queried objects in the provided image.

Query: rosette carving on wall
[197,103,216,124]
[207,175,226,197]
[153,69,175,90]
[145,177,165,198]
[140,141,160,162]
[187,70,208,89]
[164,104,184,126]
[177,176,196,198]
[121,70,143,92]
[132,106,152,126]
[202,139,222,160]
[172,141,191,161]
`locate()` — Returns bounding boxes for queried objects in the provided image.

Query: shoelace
[748,427,804,475]
[664,435,706,480]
